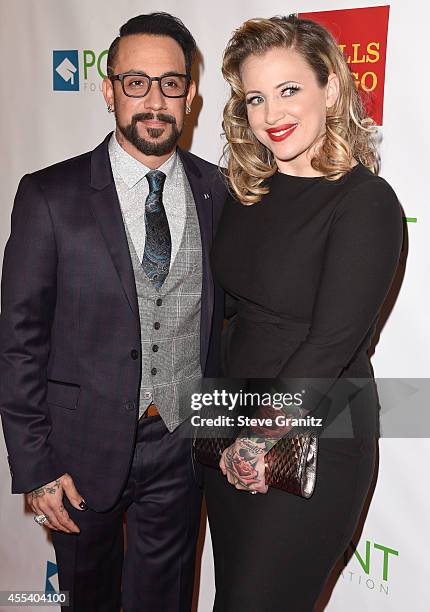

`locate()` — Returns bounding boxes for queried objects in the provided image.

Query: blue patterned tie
[142,170,171,289]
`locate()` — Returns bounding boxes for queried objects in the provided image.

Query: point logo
[52,49,108,93]
[53,50,79,91]
[45,560,58,592]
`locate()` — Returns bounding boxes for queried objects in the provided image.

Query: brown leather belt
[143,403,160,418]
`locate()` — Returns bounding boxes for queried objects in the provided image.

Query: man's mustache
[131,112,177,126]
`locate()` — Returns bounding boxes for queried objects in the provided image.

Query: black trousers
[204,433,378,612]
[51,415,202,612]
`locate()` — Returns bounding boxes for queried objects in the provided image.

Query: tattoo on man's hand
[31,479,61,498]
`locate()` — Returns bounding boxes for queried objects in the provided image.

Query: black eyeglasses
[110,72,191,98]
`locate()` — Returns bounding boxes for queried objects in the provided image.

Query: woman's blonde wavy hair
[221,15,379,204]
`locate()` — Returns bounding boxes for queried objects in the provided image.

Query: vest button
[154,322,160,330]
[151,367,157,376]
[130,349,139,360]
[156,298,163,306]
[152,344,159,352]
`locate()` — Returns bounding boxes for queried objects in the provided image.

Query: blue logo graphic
[53,50,79,91]
[45,560,58,593]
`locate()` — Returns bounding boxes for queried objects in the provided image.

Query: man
[0,13,226,612]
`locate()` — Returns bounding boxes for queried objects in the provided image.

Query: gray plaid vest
[123,165,203,431]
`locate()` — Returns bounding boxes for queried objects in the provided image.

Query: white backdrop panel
[0,1,428,610]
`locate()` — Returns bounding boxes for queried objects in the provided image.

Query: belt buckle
[144,403,160,418]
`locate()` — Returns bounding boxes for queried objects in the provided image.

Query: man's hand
[26,473,87,533]
[220,437,268,494]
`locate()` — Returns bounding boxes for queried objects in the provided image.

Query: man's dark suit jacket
[0,133,226,512]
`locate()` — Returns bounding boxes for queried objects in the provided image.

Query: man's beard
[116,111,182,156]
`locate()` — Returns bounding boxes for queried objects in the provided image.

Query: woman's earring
[107,104,114,113]
[185,104,191,115]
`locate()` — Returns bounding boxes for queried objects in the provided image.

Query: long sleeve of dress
[274,178,403,415]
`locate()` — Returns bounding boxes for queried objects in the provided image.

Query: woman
[204,15,403,611]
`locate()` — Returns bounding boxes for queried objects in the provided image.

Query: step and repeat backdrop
[0,1,428,610]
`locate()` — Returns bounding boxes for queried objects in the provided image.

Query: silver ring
[250,491,258,495]
[34,514,47,525]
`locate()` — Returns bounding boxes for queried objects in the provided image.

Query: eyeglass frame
[109,71,192,98]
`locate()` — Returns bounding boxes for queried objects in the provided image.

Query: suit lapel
[177,148,215,371]
[89,133,139,319]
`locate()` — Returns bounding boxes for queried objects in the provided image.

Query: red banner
[299,5,390,125]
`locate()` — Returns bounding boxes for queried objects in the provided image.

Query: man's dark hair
[107,12,197,77]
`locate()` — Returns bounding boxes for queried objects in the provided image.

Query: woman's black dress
[204,163,403,612]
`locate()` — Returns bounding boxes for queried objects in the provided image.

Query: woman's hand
[220,437,268,494]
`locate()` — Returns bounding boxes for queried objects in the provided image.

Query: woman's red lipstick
[266,123,298,142]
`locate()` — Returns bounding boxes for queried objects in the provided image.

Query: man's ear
[186,79,197,108]
[326,73,340,109]
[102,77,114,108]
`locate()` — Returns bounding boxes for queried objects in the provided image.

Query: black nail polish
[79,500,88,510]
